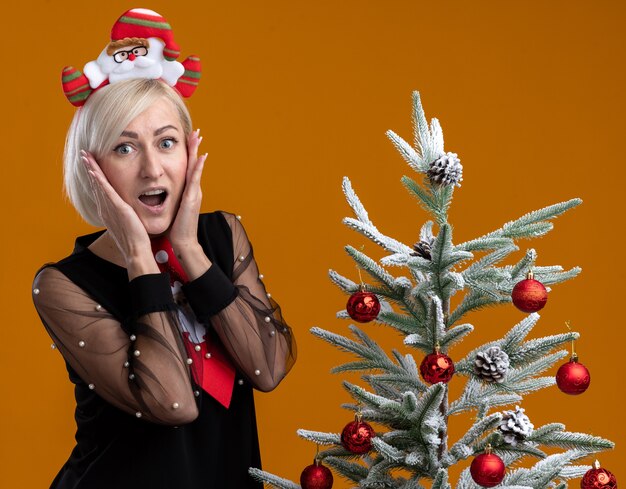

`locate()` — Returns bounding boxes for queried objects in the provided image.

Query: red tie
[151,236,236,408]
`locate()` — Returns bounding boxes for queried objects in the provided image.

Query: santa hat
[111,8,180,61]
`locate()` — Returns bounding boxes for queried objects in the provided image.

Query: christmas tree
[250,92,615,489]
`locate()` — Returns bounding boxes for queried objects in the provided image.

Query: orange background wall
[1,1,624,487]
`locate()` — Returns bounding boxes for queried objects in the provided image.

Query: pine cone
[427,152,463,188]
[411,238,434,260]
[474,346,510,383]
[500,405,534,445]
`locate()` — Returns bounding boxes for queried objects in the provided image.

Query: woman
[33,78,295,488]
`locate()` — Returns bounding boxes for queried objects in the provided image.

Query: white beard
[83,37,184,88]
[108,56,163,83]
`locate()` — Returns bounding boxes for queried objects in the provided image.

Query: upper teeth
[142,189,165,196]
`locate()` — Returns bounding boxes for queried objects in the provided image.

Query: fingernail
[198,136,203,144]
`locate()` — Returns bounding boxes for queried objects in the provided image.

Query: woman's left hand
[168,129,207,249]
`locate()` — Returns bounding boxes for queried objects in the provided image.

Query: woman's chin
[142,217,172,238]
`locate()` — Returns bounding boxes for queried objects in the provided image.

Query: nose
[129,53,136,61]
[140,149,164,179]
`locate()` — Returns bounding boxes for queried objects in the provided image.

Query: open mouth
[138,189,167,207]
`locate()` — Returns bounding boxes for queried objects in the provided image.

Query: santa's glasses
[113,46,148,63]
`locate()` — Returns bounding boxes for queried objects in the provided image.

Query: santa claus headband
[61,8,201,107]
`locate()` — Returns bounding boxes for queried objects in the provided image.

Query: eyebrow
[120,125,179,139]
[154,125,178,136]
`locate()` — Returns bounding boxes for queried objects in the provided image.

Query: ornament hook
[356,246,366,290]
[565,320,578,361]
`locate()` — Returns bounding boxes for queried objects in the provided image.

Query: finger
[181,152,207,204]
[186,129,202,182]
[189,153,207,189]
[85,165,114,224]
[81,154,107,216]
[81,152,129,209]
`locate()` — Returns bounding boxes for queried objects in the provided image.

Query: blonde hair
[64,79,193,226]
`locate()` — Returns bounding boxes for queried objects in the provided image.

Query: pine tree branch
[559,465,593,480]
[401,175,439,216]
[432,184,456,225]
[446,413,502,466]
[387,130,428,173]
[364,372,427,395]
[313,326,418,385]
[527,424,615,451]
[248,468,300,489]
[414,384,447,473]
[345,246,409,296]
[342,175,375,226]
[297,430,341,446]
[448,291,507,326]
[505,222,554,239]
[508,332,578,366]
[510,249,537,280]
[319,446,360,459]
[474,432,547,459]
[505,351,569,381]
[360,458,402,488]
[400,479,428,489]
[412,91,439,161]
[488,199,582,240]
[425,296,446,350]
[456,314,543,374]
[502,449,588,487]
[499,313,541,351]
[328,269,359,294]
[377,310,428,336]
[431,468,451,489]
[463,244,519,276]
[431,224,473,272]
[440,323,474,350]
[372,437,405,463]
[449,368,559,416]
[323,456,369,483]
[456,237,515,252]
[343,216,411,254]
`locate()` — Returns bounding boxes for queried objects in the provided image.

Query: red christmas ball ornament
[300,458,334,489]
[420,347,455,384]
[556,354,591,395]
[470,446,506,488]
[581,460,617,489]
[341,413,375,454]
[346,290,380,323]
[511,271,548,313]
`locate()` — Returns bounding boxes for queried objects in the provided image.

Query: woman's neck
[88,231,128,268]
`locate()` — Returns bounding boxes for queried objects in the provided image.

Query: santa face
[98,98,188,236]
[98,37,166,84]
[84,37,185,89]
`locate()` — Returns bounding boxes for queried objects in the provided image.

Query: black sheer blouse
[33,211,296,489]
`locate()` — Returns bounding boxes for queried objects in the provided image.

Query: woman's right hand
[81,150,158,278]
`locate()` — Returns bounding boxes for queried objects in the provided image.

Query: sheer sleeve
[33,268,198,425]
[182,212,296,392]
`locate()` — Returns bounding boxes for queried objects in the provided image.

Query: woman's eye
[159,138,177,150]
[114,144,133,155]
